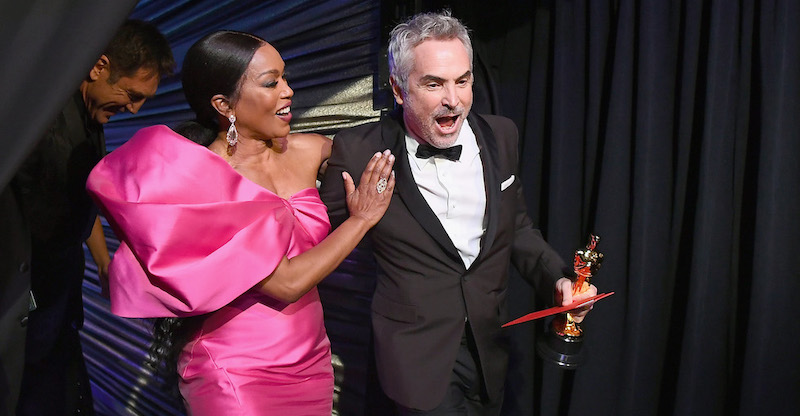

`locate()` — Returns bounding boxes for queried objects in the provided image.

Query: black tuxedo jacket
[320,109,566,410]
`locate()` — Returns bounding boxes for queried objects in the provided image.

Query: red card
[501,292,614,327]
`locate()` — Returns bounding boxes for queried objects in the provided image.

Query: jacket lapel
[381,110,462,265]
[470,113,501,266]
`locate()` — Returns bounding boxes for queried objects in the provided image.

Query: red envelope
[501,292,614,327]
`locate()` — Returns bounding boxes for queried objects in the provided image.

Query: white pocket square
[500,175,515,191]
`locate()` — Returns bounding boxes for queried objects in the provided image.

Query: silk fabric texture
[87,125,333,415]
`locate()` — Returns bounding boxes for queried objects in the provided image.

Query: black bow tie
[415,143,463,161]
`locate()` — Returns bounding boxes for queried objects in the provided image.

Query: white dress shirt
[405,120,486,269]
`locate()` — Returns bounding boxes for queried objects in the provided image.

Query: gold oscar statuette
[537,235,604,368]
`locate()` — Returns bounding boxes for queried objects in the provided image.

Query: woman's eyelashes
[264,74,288,89]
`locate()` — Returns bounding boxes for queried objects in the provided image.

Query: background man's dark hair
[105,19,175,82]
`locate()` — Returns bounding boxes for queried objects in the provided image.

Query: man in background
[9,19,174,415]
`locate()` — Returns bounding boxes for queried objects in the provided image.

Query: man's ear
[389,76,404,106]
[210,94,232,118]
[89,55,110,81]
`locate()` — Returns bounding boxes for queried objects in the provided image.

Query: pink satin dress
[87,125,333,415]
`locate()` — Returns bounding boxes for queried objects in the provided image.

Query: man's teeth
[277,106,290,115]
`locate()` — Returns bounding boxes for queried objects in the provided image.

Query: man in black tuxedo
[320,11,598,416]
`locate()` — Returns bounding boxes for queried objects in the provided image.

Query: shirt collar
[405,119,479,169]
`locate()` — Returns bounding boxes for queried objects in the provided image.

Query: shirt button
[19,262,29,273]
[20,315,28,327]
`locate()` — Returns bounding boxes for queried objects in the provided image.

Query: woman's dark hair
[148,316,203,398]
[176,31,266,146]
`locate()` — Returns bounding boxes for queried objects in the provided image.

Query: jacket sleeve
[486,115,568,305]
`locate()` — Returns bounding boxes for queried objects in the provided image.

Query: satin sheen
[87,125,333,415]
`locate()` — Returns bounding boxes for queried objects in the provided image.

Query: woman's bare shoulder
[289,132,332,159]
[290,132,331,144]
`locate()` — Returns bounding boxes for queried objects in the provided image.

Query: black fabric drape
[0,1,138,189]
[450,1,800,415]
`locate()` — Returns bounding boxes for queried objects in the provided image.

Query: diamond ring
[376,177,388,194]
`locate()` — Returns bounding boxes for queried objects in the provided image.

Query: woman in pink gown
[86,31,396,415]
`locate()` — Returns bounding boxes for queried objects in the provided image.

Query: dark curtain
[445,1,800,415]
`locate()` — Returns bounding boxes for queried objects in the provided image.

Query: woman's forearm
[254,215,371,303]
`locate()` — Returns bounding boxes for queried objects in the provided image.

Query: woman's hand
[256,150,395,303]
[342,149,396,227]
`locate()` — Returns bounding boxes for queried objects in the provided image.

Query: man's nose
[126,100,145,114]
[441,85,459,108]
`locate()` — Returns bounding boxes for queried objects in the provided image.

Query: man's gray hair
[388,10,473,94]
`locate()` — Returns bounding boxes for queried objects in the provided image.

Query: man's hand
[554,277,598,323]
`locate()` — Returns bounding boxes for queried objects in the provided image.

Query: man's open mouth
[436,114,459,129]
